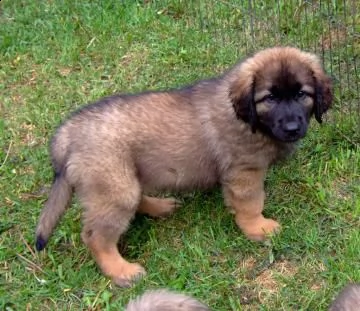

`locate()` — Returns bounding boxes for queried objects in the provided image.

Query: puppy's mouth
[277,135,302,143]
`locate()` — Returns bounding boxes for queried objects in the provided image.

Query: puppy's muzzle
[283,121,301,136]
[274,115,306,142]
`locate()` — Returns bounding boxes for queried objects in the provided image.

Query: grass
[1,0,359,310]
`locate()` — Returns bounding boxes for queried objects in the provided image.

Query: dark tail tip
[35,235,47,251]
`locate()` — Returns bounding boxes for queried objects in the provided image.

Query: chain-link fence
[145,0,359,140]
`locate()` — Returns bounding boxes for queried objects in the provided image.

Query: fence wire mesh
[145,0,359,140]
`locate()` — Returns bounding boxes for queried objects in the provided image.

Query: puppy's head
[230,47,333,142]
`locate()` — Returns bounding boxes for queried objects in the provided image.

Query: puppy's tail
[125,290,210,311]
[35,170,72,251]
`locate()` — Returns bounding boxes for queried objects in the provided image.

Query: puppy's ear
[230,78,257,132]
[313,70,333,123]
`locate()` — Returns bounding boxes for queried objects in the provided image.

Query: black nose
[283,121,300,134]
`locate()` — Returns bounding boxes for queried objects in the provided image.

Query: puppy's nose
[284,121,300,133]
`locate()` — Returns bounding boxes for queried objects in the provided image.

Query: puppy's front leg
[223,169,280,241]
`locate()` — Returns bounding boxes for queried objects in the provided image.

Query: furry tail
[35,171,72,251]
[125,290,210,311]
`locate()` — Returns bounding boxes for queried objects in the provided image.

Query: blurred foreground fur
[126,284,360,311]
[125,290,209,311]
[329,284,360,311]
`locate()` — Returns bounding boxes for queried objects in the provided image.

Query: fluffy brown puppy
[35,47,332,286]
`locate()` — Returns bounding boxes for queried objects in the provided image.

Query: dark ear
[230,78,257,133]
[313,73,333,123]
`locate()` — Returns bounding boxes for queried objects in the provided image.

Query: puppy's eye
[266,94,277,103]
[297,91,306,99]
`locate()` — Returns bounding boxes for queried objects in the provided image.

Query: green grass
[1,1,359,310]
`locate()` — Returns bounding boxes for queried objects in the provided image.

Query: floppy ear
[229,78,257,133]
[313,71,333,123]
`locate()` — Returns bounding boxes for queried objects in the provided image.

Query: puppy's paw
[240,218,281,241]
[154,197,181,217]
[111,262,146,287]
[138,196,181,218]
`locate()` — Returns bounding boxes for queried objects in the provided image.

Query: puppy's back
[125,290,210,311]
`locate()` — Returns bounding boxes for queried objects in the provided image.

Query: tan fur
[35,47,332,286]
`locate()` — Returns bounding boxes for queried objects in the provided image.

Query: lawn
[0,1,359,310]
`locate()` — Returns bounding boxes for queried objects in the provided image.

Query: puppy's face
[253,61,315,142]
[231,47,333,143]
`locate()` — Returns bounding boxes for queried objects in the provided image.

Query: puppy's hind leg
[79,174,145,287]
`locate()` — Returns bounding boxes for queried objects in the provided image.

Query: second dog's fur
[329,284,360,311]
[125,290,209,311]
[126,284,360,311]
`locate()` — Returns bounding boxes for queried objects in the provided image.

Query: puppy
[35,47,332,286]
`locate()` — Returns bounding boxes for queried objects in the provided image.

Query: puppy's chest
[214,135,293,172]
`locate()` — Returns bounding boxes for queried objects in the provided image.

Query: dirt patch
[237,256,299,305]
